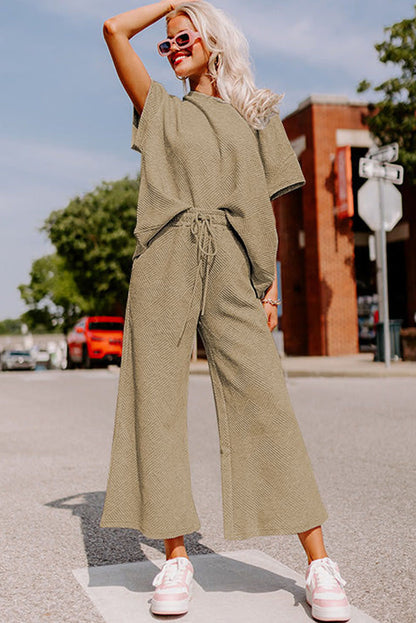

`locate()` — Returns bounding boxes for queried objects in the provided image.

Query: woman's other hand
[261,262,279,331]
[262,300,278,332]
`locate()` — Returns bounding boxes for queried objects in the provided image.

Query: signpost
[358,142,403,367]
[366,142,399,162]
[359,158,404,184]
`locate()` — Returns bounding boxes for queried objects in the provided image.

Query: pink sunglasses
[157,29,201,56]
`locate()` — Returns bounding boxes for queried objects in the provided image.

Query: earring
[175,74,188,95]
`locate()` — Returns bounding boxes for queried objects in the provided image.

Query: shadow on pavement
[45,491,215,566]
[46,491,309,615]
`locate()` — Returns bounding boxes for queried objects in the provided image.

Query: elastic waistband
[170,209,229,227]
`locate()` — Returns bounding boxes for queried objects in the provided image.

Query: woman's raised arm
[103,1,174,114]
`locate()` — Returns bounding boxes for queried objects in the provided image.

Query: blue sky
[1,0,414,319]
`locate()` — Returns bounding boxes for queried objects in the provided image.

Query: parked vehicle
[32,347,52,369]
[66,316,124,369]
[1,349,36,371]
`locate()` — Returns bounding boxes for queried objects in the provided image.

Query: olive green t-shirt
[131,79,305,299]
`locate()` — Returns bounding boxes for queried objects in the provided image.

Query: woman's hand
[164,0,200,9]
[262,300,278,332]
[261,263,279,332]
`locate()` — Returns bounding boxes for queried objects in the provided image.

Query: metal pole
[378,178,391,367]
[374,230,383,318]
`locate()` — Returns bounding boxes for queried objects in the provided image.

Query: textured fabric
[100,209,328,540]
[129,80,305,300]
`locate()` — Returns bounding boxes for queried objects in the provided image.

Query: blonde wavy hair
[165,1,283,130]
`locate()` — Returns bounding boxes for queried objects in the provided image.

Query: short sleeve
[256,112,305,201]
[131,79,173,154]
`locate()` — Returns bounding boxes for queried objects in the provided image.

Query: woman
[100,2,351,620]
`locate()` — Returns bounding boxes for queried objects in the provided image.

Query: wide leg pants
[100,209,328,540]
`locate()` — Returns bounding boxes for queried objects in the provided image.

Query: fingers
[261,302,278,332]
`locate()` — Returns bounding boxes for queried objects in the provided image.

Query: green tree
[42,176,139,316]
[18,254,89,333]
[0,318,23,335]
[357,4,416,183]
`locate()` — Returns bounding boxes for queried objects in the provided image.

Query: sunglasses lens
[176,32,191,47]
[159,41,171,55]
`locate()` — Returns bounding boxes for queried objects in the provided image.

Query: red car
[66,315,124,369]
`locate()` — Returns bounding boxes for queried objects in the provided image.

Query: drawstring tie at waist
[177,212,218,346]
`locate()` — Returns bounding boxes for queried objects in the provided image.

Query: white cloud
[27,0,402,80]
[20,0,138,20]
[0,137,138,319]
[1,138,136,192]
[229,2,392,81]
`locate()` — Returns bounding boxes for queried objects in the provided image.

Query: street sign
[358,178,403,231]
[359,158,404,184]
[365,142,399,163]
[357,142,404,369]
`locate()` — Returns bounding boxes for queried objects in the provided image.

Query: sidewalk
[74,549,379,623]
[190,352,416,378]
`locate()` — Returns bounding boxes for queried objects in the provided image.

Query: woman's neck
[189,74,221,98]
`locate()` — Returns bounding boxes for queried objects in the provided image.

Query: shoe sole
[150,583,193,615]
[306,594,351,622]
[150,595,191,615]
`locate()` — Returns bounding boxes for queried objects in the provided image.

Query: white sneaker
[305,557,351,621]
[150,556,194,615]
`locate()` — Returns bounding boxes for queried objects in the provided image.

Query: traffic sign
[365,142,399,163]
[358,178,402,231]
[358,142,404,369]
[359,158,404,184]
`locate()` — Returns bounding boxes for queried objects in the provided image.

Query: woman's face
[166,14,210,81]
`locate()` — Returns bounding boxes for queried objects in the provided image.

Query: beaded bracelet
[261,297,281,306]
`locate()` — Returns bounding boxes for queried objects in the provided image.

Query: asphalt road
[0,368,415,623]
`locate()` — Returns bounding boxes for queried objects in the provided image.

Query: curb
[189,359,416,379]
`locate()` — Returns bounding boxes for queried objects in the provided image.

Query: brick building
[273,95,416,356]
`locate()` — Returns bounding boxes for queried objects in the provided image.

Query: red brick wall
[275,101,368,355]
[311,104,365,355]
[273,189,307,355]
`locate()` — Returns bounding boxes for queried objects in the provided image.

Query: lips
[172,51,191,66]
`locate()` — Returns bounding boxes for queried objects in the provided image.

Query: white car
[33,348,52,369]
[1,350,36,371]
